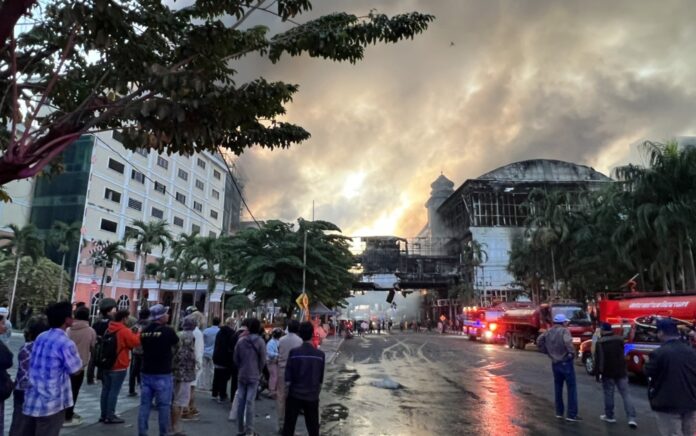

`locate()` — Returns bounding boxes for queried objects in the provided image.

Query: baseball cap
[0,307,8,316]
[149,304,169,321]
[656,318,679,336]
[553,314,569,324]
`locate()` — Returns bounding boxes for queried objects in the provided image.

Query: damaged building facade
[421,159,612,306]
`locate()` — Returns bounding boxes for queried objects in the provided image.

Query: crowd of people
[0,299,327,436]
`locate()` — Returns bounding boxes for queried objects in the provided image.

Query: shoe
[181,414,200,422]
[98,417,105,423]
[555,415,564,419]
[628,419,638,428]
[128,391,137,397]
[73,413,82,420]
[600,415,616,423]
[63,417,82,427]
[104,416,125,424]
[566,416,582,422]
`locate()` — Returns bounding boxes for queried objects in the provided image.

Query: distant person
[88,298,117,384]
[186,310,205,420]
[171,316,198,435]
[202,317,221,396]
[233,318,266,435]
[594,322,637,428]
[138,304,179,436]
[10,315,49,435]
[0,307,12,344]
[645,318,696,436]
[537,314,580,422]
[64,306,96,427]
[282,321,326,436]
[0,311,13,436]
[100,309,140,424]
[276,320,303,432]
[266,328,282,399]
[128,308,150,397]
[212,317,237,403]
[21,302,83,436]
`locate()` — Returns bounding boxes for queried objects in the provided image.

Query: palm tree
[145,256,168,295]
[124,220,171,303]
[0,224,44,316]
[194,235,233,322]
[49,221,82,300]
[96,241,128,296]
[169,231,200,326]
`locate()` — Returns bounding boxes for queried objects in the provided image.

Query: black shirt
[140,322,179,375]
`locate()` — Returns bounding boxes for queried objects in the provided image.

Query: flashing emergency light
[489,322,497,332]
[484,330,494,339]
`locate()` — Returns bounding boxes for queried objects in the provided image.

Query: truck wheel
[506,334,514,349]
[583,353,594,375]
[516,336,526,350]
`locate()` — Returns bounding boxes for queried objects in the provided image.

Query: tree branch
[0,0,37,51]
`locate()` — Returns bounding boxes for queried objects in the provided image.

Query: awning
[310,302,336,316]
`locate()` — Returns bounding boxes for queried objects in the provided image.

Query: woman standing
[0,314,14,436]
[266,329,282,398]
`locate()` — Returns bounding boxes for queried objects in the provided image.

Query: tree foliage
[226,219,355,314]
[0,0,434,185]
[0,255,69,308]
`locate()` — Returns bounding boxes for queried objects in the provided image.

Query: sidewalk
[66,336,344,436]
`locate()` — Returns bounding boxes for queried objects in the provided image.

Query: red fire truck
[579,292,696,375]
[462,302,532,342]
[499,301,594,350]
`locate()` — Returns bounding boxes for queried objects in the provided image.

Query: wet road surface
[320,333,658,436]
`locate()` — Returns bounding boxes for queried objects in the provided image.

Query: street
[320,332,658,436]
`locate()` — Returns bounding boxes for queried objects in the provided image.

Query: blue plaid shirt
[23,328,83,417]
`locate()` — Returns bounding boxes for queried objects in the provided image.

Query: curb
[328,337,345,364]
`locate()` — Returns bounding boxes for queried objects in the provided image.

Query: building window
[117,295,130,310]
[113,130,124,143]
[135,148,148,157]
[212,189,220,200]
[108,158,125,174]
[156,156,169,170]
[213,169,221,180]
[100,219,118,233]
[151,207,164,219]
[154,181,166,194]
[210,210,218,220]
[104,188,121,203]
[173,216,184,227]
[195,179,204,190]
[124,260,136,272]
[175,192,186,204]
[197,158,206,169]
[209,231,216,238]
[131,169,145,184]
[193,201,203,212]
[178,168,188,181]
[192,224,201,234]
[128,197,142,211]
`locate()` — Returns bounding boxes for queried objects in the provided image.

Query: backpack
[95,331,118,369]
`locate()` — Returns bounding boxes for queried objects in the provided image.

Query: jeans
[552,359,578,418]
[138,373,173,436]
[129,353,143,394]
[65,369,85,420]
[602,376,636,419]
[236,380,259,434]
[18,410,65,436]
[276,370,287,431]
[655,410,696,436]
[100,369,127,419]
[283,396,320,436]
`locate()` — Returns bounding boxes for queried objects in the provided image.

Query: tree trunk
[138,254,147,309]
[172,280,184,328]
[685,240,696,291]
[99,263,108,297]
[58,253,66,301]
[9,255,22,317]
[550,248,558,299]
[679,237,687,292]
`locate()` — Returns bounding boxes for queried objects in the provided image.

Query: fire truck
[462,302,531,342]
[579,292,696,375]
[499,301,594,350]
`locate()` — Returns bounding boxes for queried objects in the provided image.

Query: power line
[217,146,260,228]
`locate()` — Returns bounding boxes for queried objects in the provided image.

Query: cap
[553,314,569,324]
[149,304,169,321]
[99,298,117,312]
[600,322,613,333]
[656,318,679,336]
[0,307,8,315]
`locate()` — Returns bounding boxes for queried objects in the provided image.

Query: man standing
[594,322,637,428]
[276,320,303,432]
[21,302,83,436]
[138,304,179,436]
[283,321,325,436]
[537,314,580,422]
[64,306,96,427]
[101,310,140,424]
[645,318,696,436]
[88,298,117,384]
[212,317,237,403]
[128,308,150,397]
[202,316,220,398]
[233,318,266,436]
[171,316,198,436]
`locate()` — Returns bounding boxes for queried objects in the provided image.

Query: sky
[232,0,696,237]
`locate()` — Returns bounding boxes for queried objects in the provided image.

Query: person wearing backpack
[99,309,140,424]
[88,298,117,384]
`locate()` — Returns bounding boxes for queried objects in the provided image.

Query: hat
[149,304,169,321]
[656,318,679,336]
[99,298,117,312]
[182,315,196,331]
[0,307,8,315]
[185,306,198,315]
[600,322,613,333]
[553,314,569,324]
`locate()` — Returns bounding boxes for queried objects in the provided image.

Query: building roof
[476,159,611,182]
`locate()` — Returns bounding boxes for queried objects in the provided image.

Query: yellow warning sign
[296,292,309,310]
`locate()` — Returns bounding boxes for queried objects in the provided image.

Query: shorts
[173,381,192,407]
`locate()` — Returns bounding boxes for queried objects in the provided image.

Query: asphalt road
[320,332,659,436]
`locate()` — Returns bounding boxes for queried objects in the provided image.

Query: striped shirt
[23,328,82,417]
